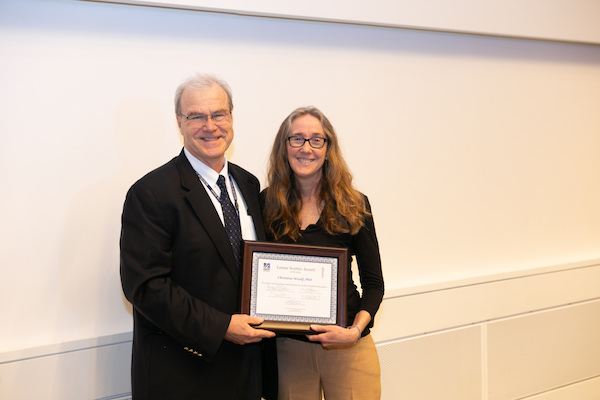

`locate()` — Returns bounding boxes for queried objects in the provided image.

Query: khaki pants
[276,334,381,400]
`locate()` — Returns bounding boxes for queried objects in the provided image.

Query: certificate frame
[241,241,348,333]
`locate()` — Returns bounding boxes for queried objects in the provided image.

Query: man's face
[177,84,234,172]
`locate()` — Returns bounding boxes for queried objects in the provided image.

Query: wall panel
[378,327,483,399]
[81,0,600,44]
[0,337,132,400]
[487,301,600,400]
[525,376,600,400]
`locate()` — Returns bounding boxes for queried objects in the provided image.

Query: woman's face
[286,114,328,183]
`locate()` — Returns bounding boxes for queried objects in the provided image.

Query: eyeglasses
[178,110,231,126]
[287,136,328,149]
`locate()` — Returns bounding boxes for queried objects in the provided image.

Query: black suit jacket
[120,150,270,399]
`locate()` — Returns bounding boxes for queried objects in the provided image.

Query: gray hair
[174,73,233,115]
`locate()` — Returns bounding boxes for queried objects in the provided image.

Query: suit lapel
[175,152,240,283]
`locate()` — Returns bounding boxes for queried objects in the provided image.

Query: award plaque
[241,241,348,333]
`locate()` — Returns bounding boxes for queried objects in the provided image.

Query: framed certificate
[241,241,348,333]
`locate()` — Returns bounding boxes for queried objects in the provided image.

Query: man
[120,74,275,399]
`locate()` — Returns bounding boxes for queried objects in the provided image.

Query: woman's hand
[306,324,361,348]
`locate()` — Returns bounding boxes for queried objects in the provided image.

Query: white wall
[1,0,600,397]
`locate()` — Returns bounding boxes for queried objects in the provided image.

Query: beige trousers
[276,334,381,400]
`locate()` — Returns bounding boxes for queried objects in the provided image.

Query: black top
[261,192,384,338]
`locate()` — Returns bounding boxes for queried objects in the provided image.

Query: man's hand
[224,314,276,345]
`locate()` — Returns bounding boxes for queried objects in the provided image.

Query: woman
[262,106,385,400]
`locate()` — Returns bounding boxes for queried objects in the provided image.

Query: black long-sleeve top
[263,193,385,338]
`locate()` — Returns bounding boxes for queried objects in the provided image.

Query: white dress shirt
[184,148,257,241]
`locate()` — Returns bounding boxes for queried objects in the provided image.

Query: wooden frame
[241,241,348,333]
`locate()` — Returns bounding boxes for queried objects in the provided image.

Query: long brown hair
[264,106,368,241]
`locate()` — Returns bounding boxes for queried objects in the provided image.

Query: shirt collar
[183,148,229,187]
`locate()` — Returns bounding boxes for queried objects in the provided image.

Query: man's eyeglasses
[287,136,328,149]
[178,110,231,126]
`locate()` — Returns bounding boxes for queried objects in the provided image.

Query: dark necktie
[216,175,243,269]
